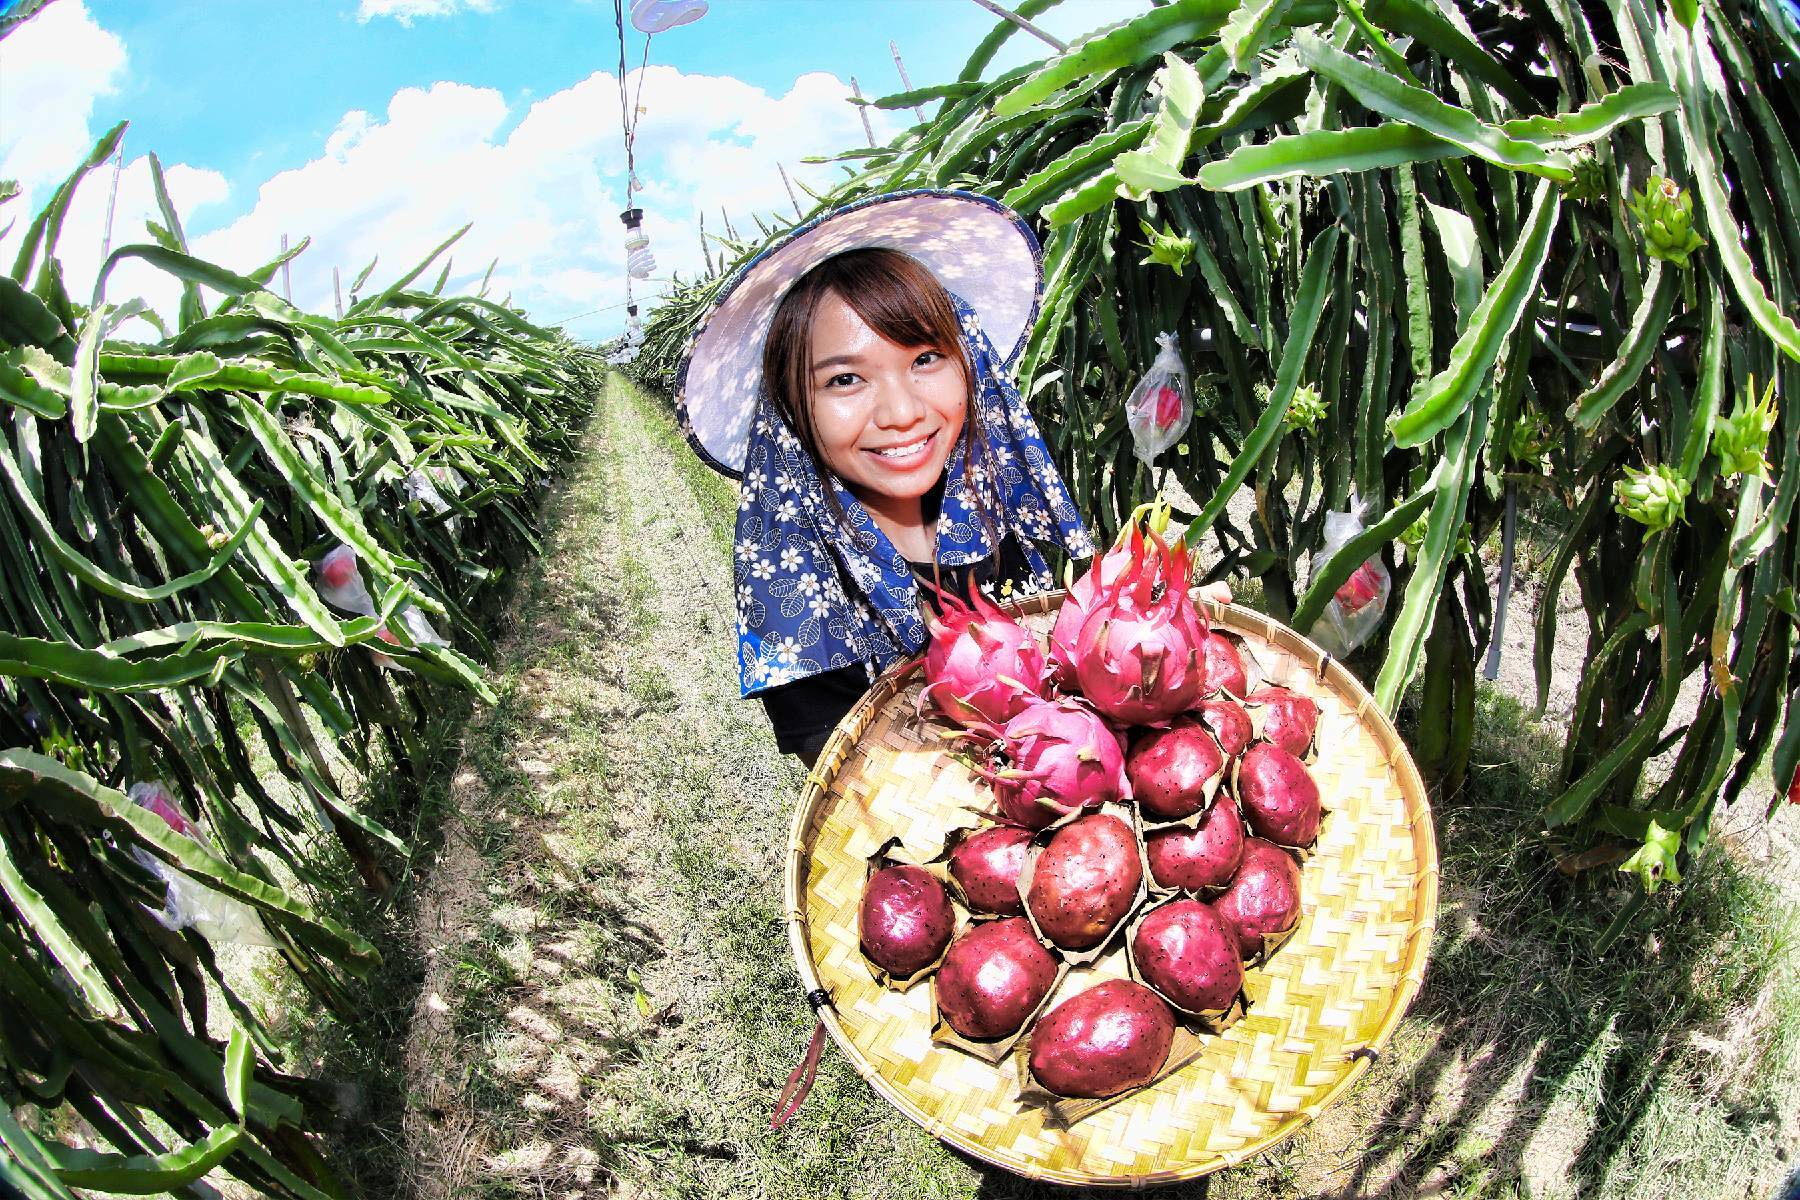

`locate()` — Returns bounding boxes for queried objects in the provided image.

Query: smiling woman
[763,249,973,562]
[676,191,1095,763]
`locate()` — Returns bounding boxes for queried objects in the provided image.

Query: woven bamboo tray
[783,595,1437,1187]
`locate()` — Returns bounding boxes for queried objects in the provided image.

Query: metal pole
[776,163,805,222]
[849,76,877,148]
[99,134,125,262]
[890,41,927,124]
[333,267,344,319]
[965,0,1067,51]
[1483,485,1518,681]
[280,233,292,302]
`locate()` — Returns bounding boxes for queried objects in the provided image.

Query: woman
[677,191,1094,764]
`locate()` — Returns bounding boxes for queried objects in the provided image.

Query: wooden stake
[849,75,877,147]
[966,0,1067,51]
[280,233,292,302]
[890,41,926,124]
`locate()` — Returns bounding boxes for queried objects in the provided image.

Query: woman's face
[805,290,967,507]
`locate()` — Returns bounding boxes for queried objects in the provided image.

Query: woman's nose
[871,373,928,428]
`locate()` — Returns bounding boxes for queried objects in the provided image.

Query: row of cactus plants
[0,119,600,1196]
[631,0,1800,933]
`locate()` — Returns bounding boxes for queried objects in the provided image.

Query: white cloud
[357,0,498,25]
[0,2,228,330]
[1,4,898,346]
[0,1,126,210]
[186,65,897,340]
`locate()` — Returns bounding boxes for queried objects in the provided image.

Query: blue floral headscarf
[734,295,1094,697]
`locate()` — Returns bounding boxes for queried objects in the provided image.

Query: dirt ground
[397,375,1799,1199]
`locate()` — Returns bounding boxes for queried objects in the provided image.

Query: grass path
[396,372,1799,1199]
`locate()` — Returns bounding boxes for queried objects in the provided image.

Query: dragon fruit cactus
[974,696,1131,830]
[920,583,1049,729]
[1070,525,1211,726]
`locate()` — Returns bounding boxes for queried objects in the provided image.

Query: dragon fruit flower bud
[1629,176,1704,268]
[1283,384,1325,433]
[1613,463,1690,531]
[1712,376,1778,481]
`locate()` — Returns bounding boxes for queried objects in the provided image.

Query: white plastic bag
[315,543,376,617]
[1125,332,1192,465]
[1306,495,1391,657]
[128,782,276,947]
[314,542,447,669]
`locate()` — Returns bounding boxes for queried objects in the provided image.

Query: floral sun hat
[676,189,1043,478]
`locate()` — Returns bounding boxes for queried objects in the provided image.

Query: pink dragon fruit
[1049,524,1144,686]
[919,584,1049,729]
[1069,528,1210,726]
[976,696,1131,830]
[1049,501,1188,685]
[129,781,198,839]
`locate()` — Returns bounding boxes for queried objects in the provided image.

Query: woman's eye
[915,351,944,368]
[826,373,859,389]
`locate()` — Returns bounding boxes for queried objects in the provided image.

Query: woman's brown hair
[761,248,1000,549]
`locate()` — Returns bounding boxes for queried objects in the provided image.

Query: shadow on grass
[1329,686,1795,1199]
[958,686,1795,1200]
[244,407,688,1199]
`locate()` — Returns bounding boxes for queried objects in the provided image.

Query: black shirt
[755,533,1036,759]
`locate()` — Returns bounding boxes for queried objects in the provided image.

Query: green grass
[1348,685,1800,1199]
[288,372,1798,1199]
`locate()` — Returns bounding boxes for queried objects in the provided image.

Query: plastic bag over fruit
[1306,495,1390,657]
[1125,332,1191,465]
[314,542,449,670]
[128,782,277,947]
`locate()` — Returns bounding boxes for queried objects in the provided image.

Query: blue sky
[2,1,1146,339]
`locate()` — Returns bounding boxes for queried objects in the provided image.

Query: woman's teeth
[871,433,932,461]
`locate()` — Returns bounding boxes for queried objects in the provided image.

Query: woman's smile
[866,429,937,465]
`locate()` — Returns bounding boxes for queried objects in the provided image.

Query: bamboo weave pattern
[785,599,1437,1185]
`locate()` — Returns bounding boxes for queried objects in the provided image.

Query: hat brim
[675,190,1042,479]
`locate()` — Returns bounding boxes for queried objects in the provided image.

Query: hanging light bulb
[625,303,644,346]
[620,207,656,280]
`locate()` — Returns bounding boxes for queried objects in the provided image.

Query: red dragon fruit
[920,584,1048,729]
[975,696,1130,830]
[1153,384,1183,429]
[1335,562,1384,614]
[1246,686,1320,757]
[1126,719,1227,821]
[1198,697,1254,758]
[1069,528,1210,726]
[1198,631,1249,696]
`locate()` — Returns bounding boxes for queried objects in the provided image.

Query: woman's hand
[1196,581,1233,607]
